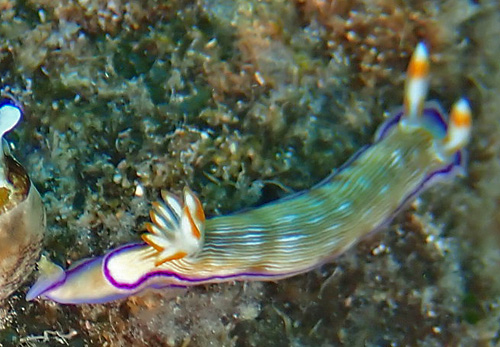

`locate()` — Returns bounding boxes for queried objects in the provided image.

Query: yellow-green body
[158,125,443,280]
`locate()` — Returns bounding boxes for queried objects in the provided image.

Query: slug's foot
[142,187,205,266]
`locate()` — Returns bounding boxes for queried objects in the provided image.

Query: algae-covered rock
[0,0,499,345]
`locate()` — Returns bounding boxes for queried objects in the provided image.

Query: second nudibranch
[27,43,472,304]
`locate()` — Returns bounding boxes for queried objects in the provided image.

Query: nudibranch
[27,43,472,304]
[0,100,45,299]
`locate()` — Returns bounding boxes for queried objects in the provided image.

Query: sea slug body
[27,43,472,304]
[0,100,46,300]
